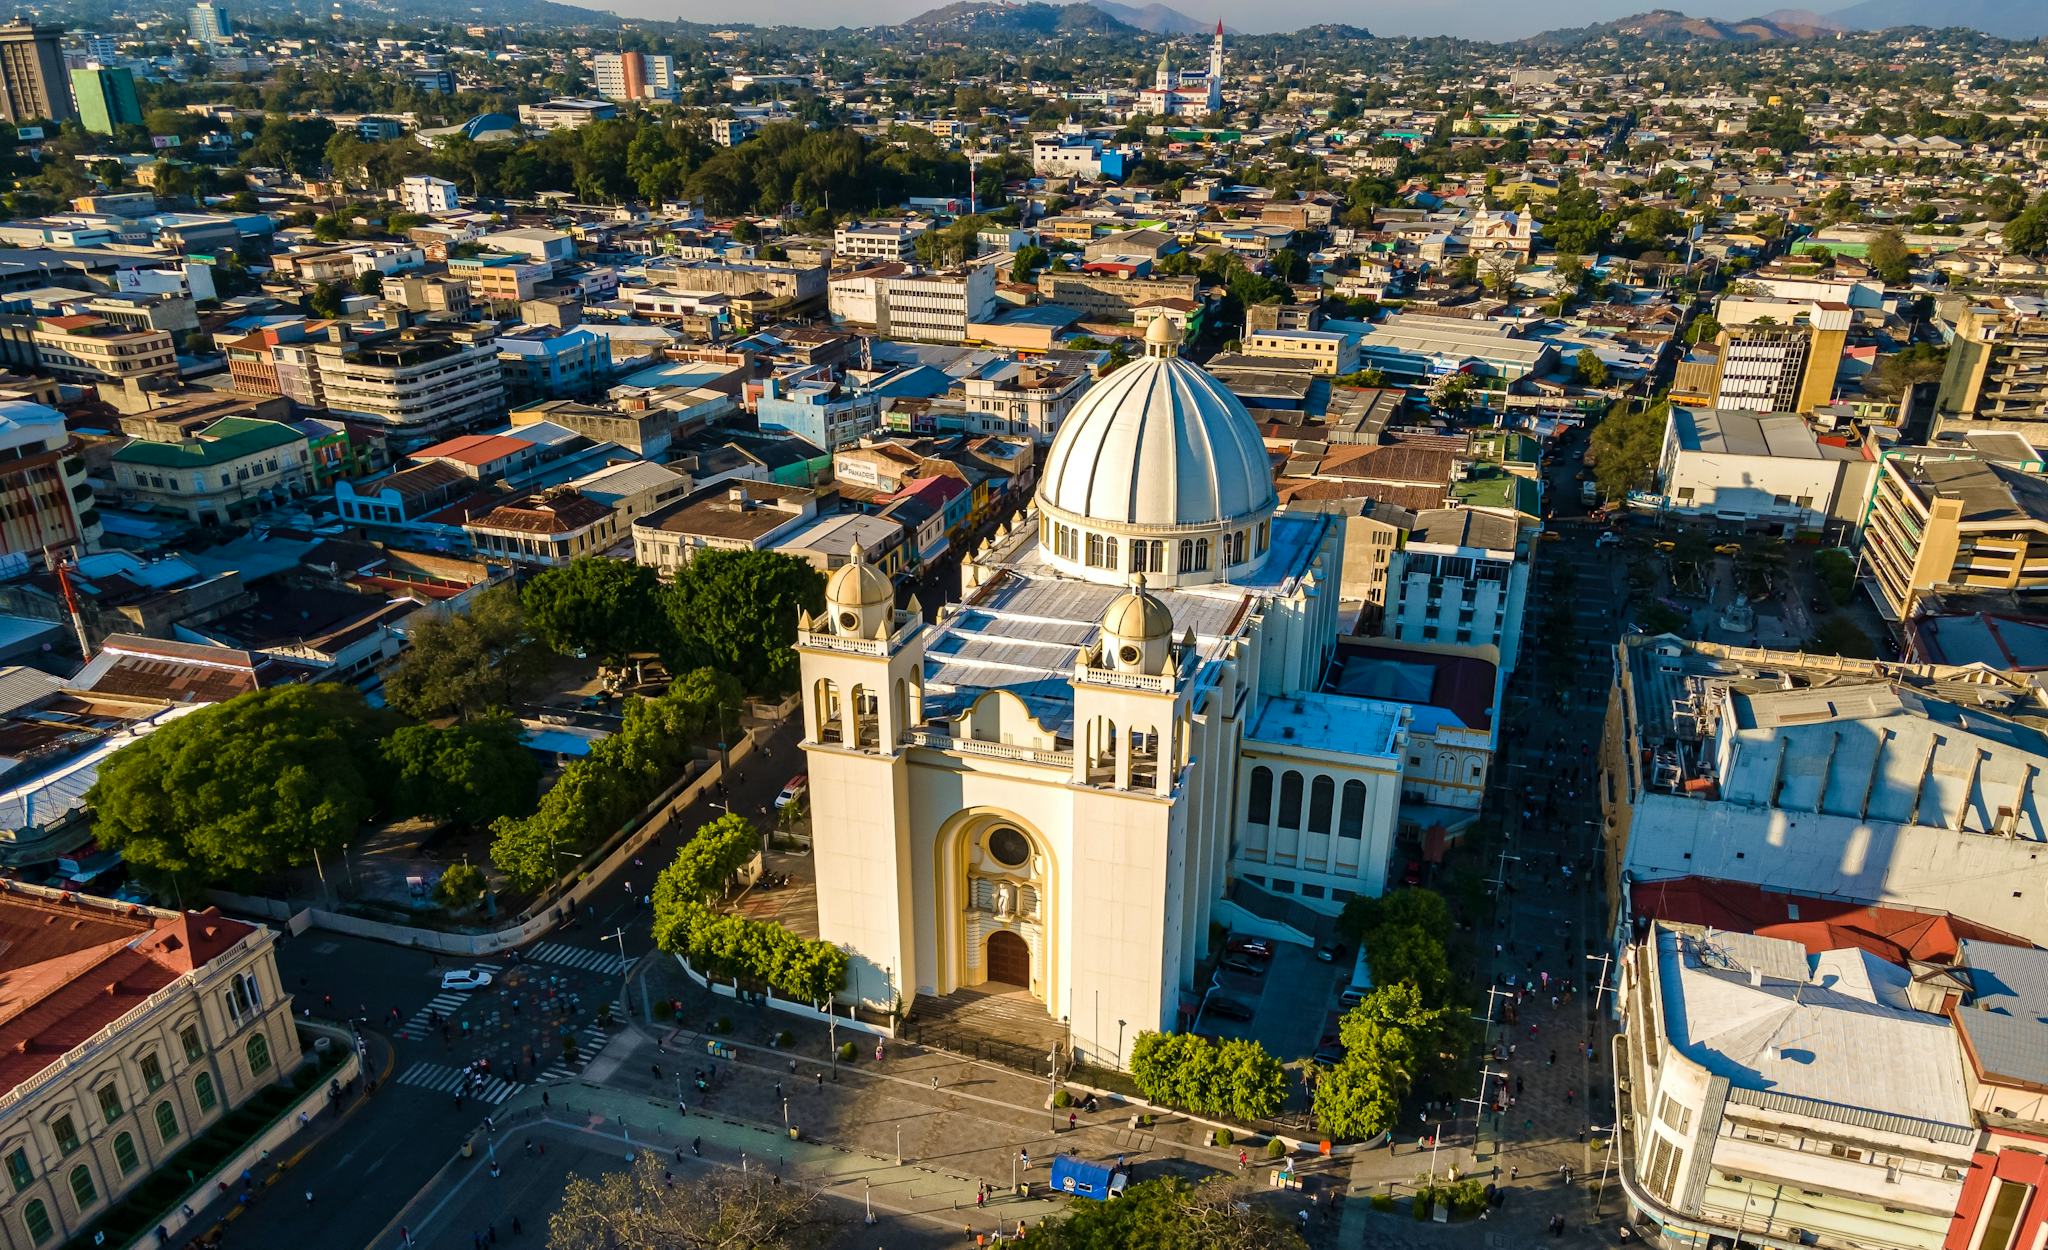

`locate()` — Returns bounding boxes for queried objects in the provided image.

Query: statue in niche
[994,879,1017,919]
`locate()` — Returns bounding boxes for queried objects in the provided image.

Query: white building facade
[796,318,1407,1069]
[398,175,458,216]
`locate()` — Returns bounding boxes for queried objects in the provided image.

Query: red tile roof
[412,433,533,467]
[0,896,255,1093]
[1631,876,2027,965]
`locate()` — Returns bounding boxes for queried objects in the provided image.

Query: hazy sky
[629,0,1807,41]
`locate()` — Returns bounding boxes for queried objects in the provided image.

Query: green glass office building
[71,65,140,135]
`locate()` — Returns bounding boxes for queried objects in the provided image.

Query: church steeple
[1156,46,1173,91]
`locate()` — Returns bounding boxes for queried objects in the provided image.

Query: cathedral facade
[1136,23,1225,119]
[796,319,1411,1068]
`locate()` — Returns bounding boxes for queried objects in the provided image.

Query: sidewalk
[376,1082,1075,1249]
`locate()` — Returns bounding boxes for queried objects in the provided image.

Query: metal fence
[905,1021,1066,1082]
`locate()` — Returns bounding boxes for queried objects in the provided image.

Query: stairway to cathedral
[907,985,1071,1075]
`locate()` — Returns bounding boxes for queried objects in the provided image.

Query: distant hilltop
[895,1,1237,37]
[1522,2,2046,43]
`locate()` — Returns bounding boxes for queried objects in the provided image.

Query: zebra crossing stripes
[525,942,628,975]
[395,1061,522,1104]
[394,963,503,1040]
[536,1024,611,1083]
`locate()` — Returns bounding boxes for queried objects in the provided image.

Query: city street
[217,720,808,1249]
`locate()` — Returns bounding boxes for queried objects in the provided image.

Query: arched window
[1247,766,1272,824]
[112,1133,138,1176]
[154,1101,178,1147]
[1178,539,1195,573]
[1257,519,1270,553]
[1339,780,1367,839]
[246,1033,270,1077]
[1277,771,1304,830]
[194,1073,217,1113]
[1085,533,1103,567]
[1103,537,1118,570]
[1308,775,1334,834]
[21,1199,50,1245]
[1194,537,1209,571]
[68,1164,95,1212]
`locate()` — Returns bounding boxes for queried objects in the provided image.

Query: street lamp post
[1048,1044,1060,1131]
[1116,1019,1126,1071]
[1589,1123,1618,1214]
[895,1124,902,1167]
[828,1007,838,1080]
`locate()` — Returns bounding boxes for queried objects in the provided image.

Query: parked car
[441,969,492,991]
[1595,531,1621,548]
[1220,954,1269,977]
[774,775,809,810]
[1315,942,1351,964]
[1205,995,1256,1022]
[1226,936,1273,958]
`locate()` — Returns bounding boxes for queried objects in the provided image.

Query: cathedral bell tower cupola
[1100,572,1175,676]
[1143,312,1181,360]
[825,541,894,640]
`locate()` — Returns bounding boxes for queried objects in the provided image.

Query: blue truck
[1049,1156,1129,1201]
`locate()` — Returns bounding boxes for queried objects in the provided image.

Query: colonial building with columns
[796,317,1410,1068]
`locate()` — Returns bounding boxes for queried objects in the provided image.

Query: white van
[1338,945,1373,1007]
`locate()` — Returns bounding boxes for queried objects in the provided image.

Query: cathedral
[796,318,1414,1069]
[1136,23,1225,119]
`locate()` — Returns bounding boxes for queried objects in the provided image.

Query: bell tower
[796,554,926,1014]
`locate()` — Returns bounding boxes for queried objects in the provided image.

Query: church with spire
[1136,22,1225,118]
[793,316,1417,1070]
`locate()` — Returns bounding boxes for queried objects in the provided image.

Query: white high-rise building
[398,175,459,216]
[591,51,678,103]
[187,2,230,44]
[795,318,1411,1069]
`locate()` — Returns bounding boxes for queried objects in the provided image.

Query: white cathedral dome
[1034,318,1277,589]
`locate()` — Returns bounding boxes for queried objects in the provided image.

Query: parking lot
[1193,938,1348,1062]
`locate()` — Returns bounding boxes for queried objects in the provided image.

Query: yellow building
[0,891,302,1250]
[1861,450,2048,622]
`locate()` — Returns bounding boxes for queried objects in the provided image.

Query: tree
[1126,1032,1287,1120]
[1868,342,1948,401]
[523,557,668,669]
[663,550,825,693]
[1575,349,1610,387]
[307,281,346,319]
[1588,399,1669,502]
[384,584,542,721]
[1015,1177,1304,1250]
[355,268,384,297]
[436,861,486,910]
[87,685,390,884]
[383,715,540,828]
[2005,205,2048,257]
[548,1153,829,1250]
[1867,228,1913,286]
[1310,1054,1400,1140]
[1815,549,1856,604]
[1480,250,1519,296]
[1429,372,1477,416]
[1011,244,1048,282]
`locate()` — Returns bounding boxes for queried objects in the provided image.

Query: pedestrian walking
[1238,1149,1248,1171]
[693,1137,702,1156]
[932,1075,940,1092]
[511,1217,521,1236]
[1068,1112,1077,1131]
[304,1190,314,1206]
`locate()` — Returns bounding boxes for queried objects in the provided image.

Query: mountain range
[896,1,1230,36]
[1524,1,2045,42]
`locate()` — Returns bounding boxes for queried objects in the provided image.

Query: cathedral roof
[1037,348,1275,533]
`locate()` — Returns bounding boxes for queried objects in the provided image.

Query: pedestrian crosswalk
[525,942,628,975]
[536,1023,612,1083]
[394,964,502,1041]
[395,1060,522,1104]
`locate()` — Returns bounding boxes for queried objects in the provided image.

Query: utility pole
[1587,948,1618,1012]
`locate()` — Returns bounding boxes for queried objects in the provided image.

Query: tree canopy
[1588,399,1670,503]
[88,685,392,883]
[522,558,668,668]
[1016,1177,1304,1250]
[664,550,826,693]
[548,1154,829,1250]
[382,714,540,829]
[383,583,543,721]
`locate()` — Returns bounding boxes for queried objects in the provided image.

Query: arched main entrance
[986,930,1031,987]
